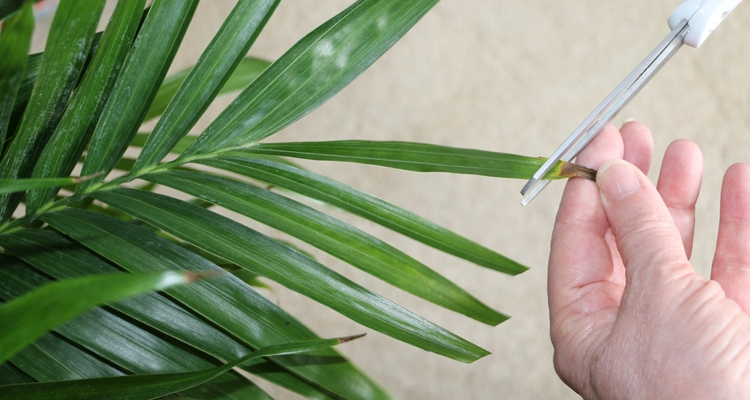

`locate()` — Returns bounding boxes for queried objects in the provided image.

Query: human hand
[549,121,750,399]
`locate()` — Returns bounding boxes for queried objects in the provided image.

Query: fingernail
[623,118,636,124]
[597,159,640,201]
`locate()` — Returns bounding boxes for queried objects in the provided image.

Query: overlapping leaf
[0,259,272,400]
[201,156,529,274]
[132,0,279,174]
[40,210,389,399]
[1,335,363,400]
[78,0,199,193]
[91,188,490,363]
[0,0,104,221]
[146,169,508,325]
[178,0,442,159]
[0,260,195,363]
[0,0,33,151]
[26,0,147,213]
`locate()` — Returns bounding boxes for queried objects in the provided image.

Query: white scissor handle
[669,0,743,47]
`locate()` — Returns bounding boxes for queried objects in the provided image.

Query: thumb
[597,159,693,286]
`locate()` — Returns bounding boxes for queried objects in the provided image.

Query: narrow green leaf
[179,0,441,158]
[93,188,490,363]
[1,335,361,400]
[0,0,105,221]
[77,0,199,193]
[143,57,271,123]
[0,228,336,399]
[0,0,33,151]
[201,156,529,274]
[147,169,508,325]
[0,260,271,400]
[41,210,389,400]
[25,0,148,214]
[0,176,78,194]
[0,266,195,363]
[132,0,279,174]
[242,140,581,179]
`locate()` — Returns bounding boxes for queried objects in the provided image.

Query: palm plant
[0,0,594,398]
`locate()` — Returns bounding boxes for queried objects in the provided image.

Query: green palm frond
[0,0,591,398]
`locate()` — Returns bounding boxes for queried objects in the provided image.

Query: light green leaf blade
[0,176,78,195]
[143,57,271,122]
[201,156,529,274]
[147,169,508,325]
[0,0,105,221]
[0,265,195,363]
[77,0,199,194]
[0,0,33,151]
[0,335,359,400]
[0,228,336,399]
[92,187,490,363]
[26,0,147,214]
[179,0,441,158]
[132,0,279,174]
[0,260,271,400]
[41,209,389,400]
[241,140,587,179]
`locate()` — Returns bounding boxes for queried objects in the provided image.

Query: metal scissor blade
[520,19,690,205]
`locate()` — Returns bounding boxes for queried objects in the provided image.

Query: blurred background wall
[30,0,750,398]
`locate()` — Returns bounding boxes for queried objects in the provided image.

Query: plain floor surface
[29,1,750,398]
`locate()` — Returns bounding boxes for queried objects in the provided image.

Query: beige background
[30,0,750,398]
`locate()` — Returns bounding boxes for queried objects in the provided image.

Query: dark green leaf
[179,0,441,158]
[0,0,41,22]
[132,0,279,174]
[201,156,529,274]
[77,0,199,193]
[0,0,105,221]
[242,140,574,179]
[0,0,33,152]
[1,335,361,400]
[9,333,125,382]
[92,188,490,363]
[0,264,195,363]
[0,361,33,385]
[25,0,147,214]
[41,210,388,399]
[0,260,271,400]
[147,169,508,325]
[0,228,335,399]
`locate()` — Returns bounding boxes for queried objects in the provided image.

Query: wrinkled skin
[549,121,750,399]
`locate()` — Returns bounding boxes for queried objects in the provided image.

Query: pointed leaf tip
[338,333,367,344]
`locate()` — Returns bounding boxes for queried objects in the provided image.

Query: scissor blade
[520,19,690,205]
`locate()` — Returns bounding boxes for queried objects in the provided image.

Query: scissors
[521,0,743,206]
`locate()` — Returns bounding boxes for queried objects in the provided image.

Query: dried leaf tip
[184,270,226,283]
[338,333,367,344]
[561,162,597,182]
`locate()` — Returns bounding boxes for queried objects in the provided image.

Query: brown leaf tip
[561,162,597,182]
[184,270,226,283]
[338,333,367,344]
